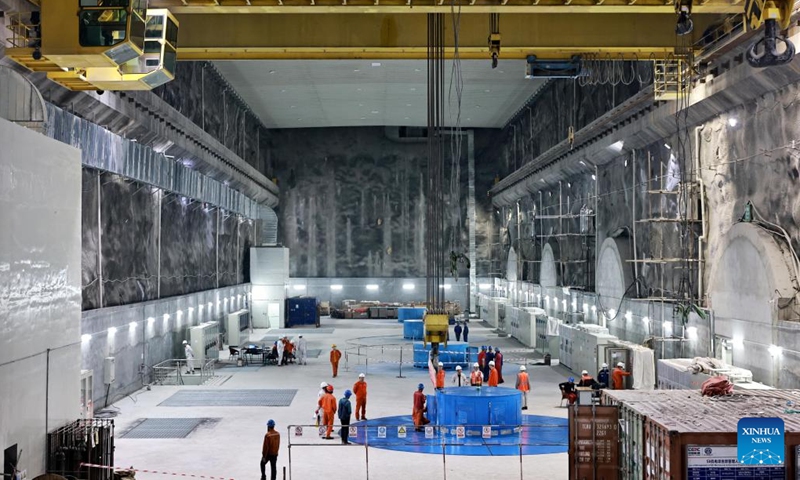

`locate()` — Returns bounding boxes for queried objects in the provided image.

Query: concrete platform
[110,317,570,480]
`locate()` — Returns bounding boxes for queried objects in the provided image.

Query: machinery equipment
[524,55,583,78]
[744,0,795,67]
[5,1,179,91]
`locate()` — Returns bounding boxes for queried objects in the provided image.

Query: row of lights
[80,293,247,342]
[293,284,455,291]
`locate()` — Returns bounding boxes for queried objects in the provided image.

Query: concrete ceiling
[213,60,546,129]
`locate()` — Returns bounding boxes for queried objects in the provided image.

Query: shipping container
[569,405,621,480]
[285,297,319,327]
[599,389,800,480]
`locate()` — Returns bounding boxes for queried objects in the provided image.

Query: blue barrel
[397,307,426,323]
[434,387,522,436]
[403,320,424,340]
[412,341,471,369]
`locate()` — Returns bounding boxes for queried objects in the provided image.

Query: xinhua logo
[737,417,784,465]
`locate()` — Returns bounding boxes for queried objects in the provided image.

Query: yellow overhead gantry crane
[2,0,792,91]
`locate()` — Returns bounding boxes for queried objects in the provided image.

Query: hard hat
[489,361,495,366]
[438,362,444,367]
[320,382,328,389]
[418,383,425,390]
[456,365,462,370]
[267,419,275,428]
[495,348,500,352]
[617,362,625,368]
[182,340,188,344]
[359,373,366,378]
[568,377,575,382]
[332,344,337,348]
[602,363,608,369]
[481,346,486,350]
[473,363,480,368]
[344,390,352,397]
[581,370,589,375]
[520,365,526,371]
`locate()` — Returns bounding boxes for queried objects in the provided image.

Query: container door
[569,405,620,480]
[606,347,632,388]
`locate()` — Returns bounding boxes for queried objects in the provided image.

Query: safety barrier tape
[346,346,536,354]
[80,463,235,480]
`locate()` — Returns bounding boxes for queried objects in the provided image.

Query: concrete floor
[111,317,570,480]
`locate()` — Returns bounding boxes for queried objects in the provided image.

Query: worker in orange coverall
[330,344,342,377]
[413,383,430,431]
[612,362,631,389]
[353,373,368,421]
[435,362,446,390]
[317,385,337,439]
[487,360,499,386]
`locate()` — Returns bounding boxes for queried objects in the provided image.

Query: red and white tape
[80,463,235,480]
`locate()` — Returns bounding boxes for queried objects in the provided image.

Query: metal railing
[343,337,536,379]
[152,358,217,385]
[5,12,38,48]
[286,423,568,480]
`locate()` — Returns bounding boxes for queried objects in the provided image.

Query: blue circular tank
[429,387,522,437]
[403,320,424,340]
[413,341,471,369]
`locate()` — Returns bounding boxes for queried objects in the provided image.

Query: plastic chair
[229,346,240,362]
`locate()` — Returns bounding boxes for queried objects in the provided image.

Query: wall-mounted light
[625,311,632,321]
[591,174,597,181]
[129,321,137,329]
[366,284,379,291]
[108,327,117,335]
[583,303,588,312]
[608,140,625,153]
[562,287,570,295]
[608,309,616,318]
[177,309,183,316]
[440,284,452,290]
[147,317,155,324]
[479,284,491,290]
[163,313,170,320]
[330,285,343,291]
[208,302,213,308]
[686,326,698,339]
[572,300,577,311]
[81,334,92,342]
[403,283,415,290]
[293,285,306,291]
[768,344,783,357]
[664,143,671,150]
[642,316,649,324]
[591,305,597,313]
[663,321,672,333]
[728,117,738,127]
[188,307,194,312]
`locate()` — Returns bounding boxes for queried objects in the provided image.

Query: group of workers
[452,321,470,342]
[270,336,302,366]
[559,362,631,405]
[316,372,368,443]
[476,346,504,383]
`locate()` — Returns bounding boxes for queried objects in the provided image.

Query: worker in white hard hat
[487,360,499,387]
[597,362,610,388]
[435,361,446,390]
[470,362,483,386]
[613,362,631,390]
[182,340,194,375]
[578,369,600,389]
[353,373,368,421]
[452,365,469,387]
[516,365,531,410]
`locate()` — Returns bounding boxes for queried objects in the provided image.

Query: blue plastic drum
[403,320,424,340]
[412,341,471,369]
[433,387,522,436]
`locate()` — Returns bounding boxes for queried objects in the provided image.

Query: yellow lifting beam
[172,12,728,60]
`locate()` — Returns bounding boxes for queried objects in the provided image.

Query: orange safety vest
[470,370,483,385]
[516,372,530,392]
[436,369,446,388]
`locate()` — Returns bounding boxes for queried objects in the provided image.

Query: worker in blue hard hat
[413,383,430,431]
[559,377,577,405]
[260,420,280,480]
[338,390,353,445]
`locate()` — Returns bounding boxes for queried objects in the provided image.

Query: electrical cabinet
[226,309,251,346]
[190,321,220,364]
